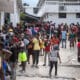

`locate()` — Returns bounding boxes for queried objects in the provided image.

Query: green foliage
[23,3,29,6]
[20,12,26,20]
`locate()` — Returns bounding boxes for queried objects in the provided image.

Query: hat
[9,29,13,32]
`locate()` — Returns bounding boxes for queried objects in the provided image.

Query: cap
[9,29,13,32]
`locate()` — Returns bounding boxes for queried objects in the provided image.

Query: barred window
[59,13,66,18]
[76,13,80,18]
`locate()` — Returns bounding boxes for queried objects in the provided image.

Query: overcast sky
[22,0,39,7]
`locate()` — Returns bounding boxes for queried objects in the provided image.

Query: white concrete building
[37,0,80,25]
[10,0,22,27]
[23,6,35,16]
[0,0,22,29]
[23,5,39,17]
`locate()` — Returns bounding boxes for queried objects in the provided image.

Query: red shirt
[44,44,50,52]
[77,42,80,48]
[50,37,59,45]
[13,36,19,43]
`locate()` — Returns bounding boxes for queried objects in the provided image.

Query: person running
[49,44,61,77]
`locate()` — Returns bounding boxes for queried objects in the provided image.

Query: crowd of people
[0,22,80,80]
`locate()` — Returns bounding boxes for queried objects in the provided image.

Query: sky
[22,0,39,7]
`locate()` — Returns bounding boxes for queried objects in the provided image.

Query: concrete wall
[37,1,80,17]
[24,6,37,16]
[45,4,59,13]
[38,1,80,25]
[43,13,80,26]
[10,0,20,27]
[0,12,5,29]
[0,0,20,28]
[44,3,80,13]
[1,12,4,26]
[66,5,80,13]
[37,2,59,16]
[37,4,45,17]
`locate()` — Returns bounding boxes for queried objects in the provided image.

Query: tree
[20,12,26,20]
[23,3,29,6]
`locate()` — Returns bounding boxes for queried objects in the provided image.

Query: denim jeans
[33,50,40,65]
[62,39,66,48]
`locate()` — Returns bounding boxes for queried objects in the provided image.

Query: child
[49,44,61,77]
[18,47,27,72]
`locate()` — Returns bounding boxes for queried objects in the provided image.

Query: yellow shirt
[39,39,45,49]
[33,38,40,50]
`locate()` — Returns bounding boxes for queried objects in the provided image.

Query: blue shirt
[61,31,67,39]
